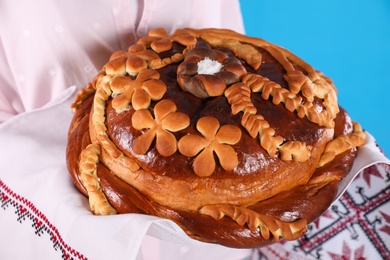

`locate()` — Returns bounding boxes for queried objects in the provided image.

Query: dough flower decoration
[137,27,173,53]
[177,42,247,98]
[132,99,190,156]
[105,43,160,76]
[110,69,166,112]
[136,28,197,69]
[178,116,242,177]
[104,28,197,76]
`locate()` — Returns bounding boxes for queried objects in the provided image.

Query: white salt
[197,57,222,75]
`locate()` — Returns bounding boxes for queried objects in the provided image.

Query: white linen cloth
[0,86,389,259]
[0,86,252,259]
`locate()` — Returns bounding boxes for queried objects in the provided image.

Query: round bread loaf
[66,28,366,248]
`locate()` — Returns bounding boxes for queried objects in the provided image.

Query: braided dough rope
[71,82,96,112]
[224,81,312,161]
[243,74,316,122]
[318,122,366,167]
[79,143,117,215]
[91,73,140,171]
[199,204,307,242]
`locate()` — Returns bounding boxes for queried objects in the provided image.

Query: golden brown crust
[66,28,366,248]
[79,143,117,215]
[318,122,366,167]
[199,204,308,241]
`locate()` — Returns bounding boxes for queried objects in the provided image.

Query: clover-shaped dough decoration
[137,27,173,53]
[136,28,197,69]
[132,99,190,156]
[105,43,160,76]
[178,116,242,177]
[110,69,166,112]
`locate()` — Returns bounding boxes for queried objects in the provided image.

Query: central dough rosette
[177,41,247,98]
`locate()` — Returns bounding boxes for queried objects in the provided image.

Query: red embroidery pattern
[256,163,390,260]
[379,211,390,236]
[0,179,87,260]
[327,241,366,260]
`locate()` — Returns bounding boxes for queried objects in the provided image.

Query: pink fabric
[0,0,244,123]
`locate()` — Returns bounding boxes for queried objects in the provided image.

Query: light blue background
[240,0,390,156]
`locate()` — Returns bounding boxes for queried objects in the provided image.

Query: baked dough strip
[199,204,307,242]
[79,143,117,215]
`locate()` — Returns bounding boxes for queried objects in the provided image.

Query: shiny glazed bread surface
[66,28,366,247]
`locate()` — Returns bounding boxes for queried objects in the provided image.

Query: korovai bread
[66,28,366,248]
